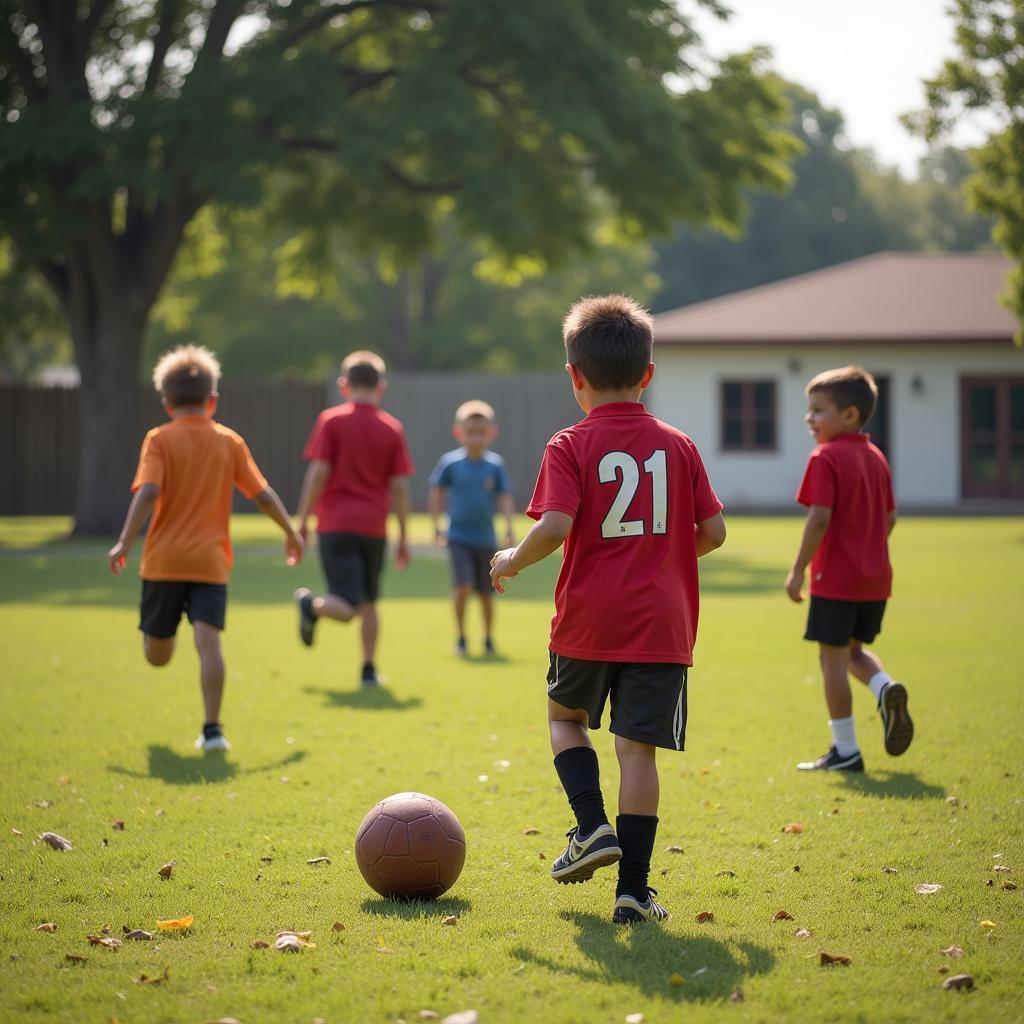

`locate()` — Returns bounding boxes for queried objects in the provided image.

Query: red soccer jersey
[304,401,415,538]
[796,432,895,601]
[527,402,723,665]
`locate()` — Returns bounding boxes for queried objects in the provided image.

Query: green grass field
[1,515,1022,1024]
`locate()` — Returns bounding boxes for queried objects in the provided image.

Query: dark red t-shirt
[796,432,895,601]
[304,402,415,538]
[527,402,722,665]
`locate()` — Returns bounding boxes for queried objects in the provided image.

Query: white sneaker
[195,729,231,752]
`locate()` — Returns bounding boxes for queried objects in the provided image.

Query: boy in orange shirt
[108,346,303,751]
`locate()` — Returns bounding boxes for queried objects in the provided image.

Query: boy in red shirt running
[785,365,913,772]
[490,295,726,925]
[293,351,414,687]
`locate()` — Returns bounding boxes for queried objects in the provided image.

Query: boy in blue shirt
[428,401,515,656]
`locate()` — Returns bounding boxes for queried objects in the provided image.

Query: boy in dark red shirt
[785,365,913,772]
[490,295,726,925]
[293,351,415,686]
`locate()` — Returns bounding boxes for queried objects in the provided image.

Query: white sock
[829,716,858,757]
[868,671,893,702]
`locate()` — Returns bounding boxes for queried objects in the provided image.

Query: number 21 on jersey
[598,449,667,538]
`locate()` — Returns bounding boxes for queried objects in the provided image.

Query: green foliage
[904,0,1024,342]
[0,239,69,378]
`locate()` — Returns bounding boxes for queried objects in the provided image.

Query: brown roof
[654,251,1016,345]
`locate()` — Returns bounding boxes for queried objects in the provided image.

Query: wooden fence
[0,372,580,516]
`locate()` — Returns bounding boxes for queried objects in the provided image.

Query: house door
[869,375,891,463]
[961,377,1024,498]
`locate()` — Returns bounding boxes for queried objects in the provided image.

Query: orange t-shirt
[131,416,268,584]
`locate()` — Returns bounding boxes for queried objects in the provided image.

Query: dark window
[961,377,1024,498]
[721,380,777,452]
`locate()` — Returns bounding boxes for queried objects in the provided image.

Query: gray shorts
[448,540,494,594]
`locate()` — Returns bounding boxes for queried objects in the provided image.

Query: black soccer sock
[616,813,659,900]
[553,746,608,836]
[361,661,375,676]
[202,722,222,739]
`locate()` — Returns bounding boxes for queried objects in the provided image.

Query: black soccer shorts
[318,531,387,606]
[139,579,227,638]
[804,596,887,646]
[447,540,494,595]
[546,652,689,751]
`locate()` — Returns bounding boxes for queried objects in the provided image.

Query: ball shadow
[360,895,473,920]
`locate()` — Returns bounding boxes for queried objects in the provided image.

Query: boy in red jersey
[293,351,414,687]
[785,365,913,772]
[490,295,726,925]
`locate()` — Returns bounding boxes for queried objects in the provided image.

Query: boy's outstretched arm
[695,512,727,556]
[390,476,411,568]
[498,492,516,546]
[108,483,159,573]
[294,459,330,541]
[252,487,304,565]
[785,504,832,602]
[490,510,573,593]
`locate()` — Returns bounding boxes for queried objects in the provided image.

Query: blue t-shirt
[428,448,512,548]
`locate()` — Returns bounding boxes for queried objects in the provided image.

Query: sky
[691,0,990,178]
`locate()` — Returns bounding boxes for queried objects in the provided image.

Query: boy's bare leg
[193,622,225,724]
[819,643,853,718]
[848,640,884,684]
[850,641,912,755]
[143,635,175,666]
[548,699,591,755]
[359,602,378,665]
[615,736,659,816]
[453,583,471,644]
[480,591,494,643]
[312,594,356,622]
[613,735,663,917]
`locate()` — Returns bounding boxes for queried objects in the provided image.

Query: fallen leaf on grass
[87,935,123,949]
[40,832,72,851]
[260,856,273,863]
[985,879,994,887]
[937,964,950,974]
[730,989,745,1002]
[250,940,269,949]
[659,868,669,877]
[35,800,53,809]
[275,930,315,952]
[979,920,997,929]
[669,972,685,986]
[625,1015,645,1024]
[137,967,170,985]
[695,911,714,923]
[418,1011,439,1020]
[782,823,804,834]
[441,916,458,927]
[715,869,736,877]
[123,929,152,941]
[940,945,964,958]
[155,915,193,931]
[915,884,942,894]
[993,864,1011,872]
[203,1018,243,1023]
[65,953,87,964]
[665,845,684,854]
[794,928,813,938]
[331,922,345,933]
[942,974,974,991]
[538,852,546,860]
[441,1012,478,1024]
[882,866,899,874]
[157,862,175,879]
[773,910,795,921]
[154,809,165,817]
[111,819,125,831]
[946,796,958,806]
[522,827,540,835]
[306,856,331,866]
[376,944,396,955]
[34,923,57,933]
[819,950,852,966]
[12,828,23,836]
[1002,881,1017,891]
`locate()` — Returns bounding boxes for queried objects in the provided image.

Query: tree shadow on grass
[839,770,946,800]
[511,910,773,1002]
[108,745,308,785]
[304,685,422,712]
[361,896,473,919]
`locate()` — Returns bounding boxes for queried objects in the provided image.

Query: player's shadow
[511,910,773,1002]
[361,896,473,920]
[463,651,510,665]
[839,770,946,800]
[107,746,308,785]
[304,686,422,712]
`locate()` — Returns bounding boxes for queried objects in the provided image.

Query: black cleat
[454,637,467,658]
[550,823,622,884]
[796,745,864,772]
[879,683,913,756]
[361,664,384,688]
[613,888,670,925]
[294,588,316,647]
[484,637,496,656]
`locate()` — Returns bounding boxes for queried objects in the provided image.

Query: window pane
[968,441,998,482]
[753,382,774,411]
[722,382,742,411]
[754,417,775,448]
[1011,385,1024,431]
[723,419,742,446]
[1010,441,1024,484]
[969,386,996,431]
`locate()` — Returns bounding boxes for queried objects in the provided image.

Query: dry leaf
[538,852,546,860]
[123,930,152,941]
[669,972,685,986]
[154,809,165,817]
[35,800,53,808]
[12,828,23,836]
[782,823,804,834]
[937,964,950,974]
[794,927,813,938]
[730,989,745,1002]
[1002,881,1017,891]
[441,1013,479,1024]
[986,879,994,887]
[625,1015,645,1024]
[158,862,175,879]
[203,1019,243,1024]
[659,868,669,877]
[819,950,852,966]
[418,1011,439,1020]
[993,865,1011,872]
[980,920,996,929]
[275,930,315,951]
[87,935,123,948]
[665,845,684,854]
[882,866,899,874]
[34,922,57,933]
[65,953,88,964]
[250,940,269,949]
[331,922,345,933]
[40,832,72,851]
[376,945,396,955]
[522,827,540,835]
[773,910,795,921]
[441,915,458,927]
[155,915,193,930]
[942,974,974,991]
[695,911,715,923]
[940,945,964,958]
[946,796,959,806]
[138,967,170,985]
[260,856,273,863]
[915,883,942,894]
[715,869,736,877]
[111,819,125,830]
[306,856,331,866]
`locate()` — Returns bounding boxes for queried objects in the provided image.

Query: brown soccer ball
[354,792,466,900]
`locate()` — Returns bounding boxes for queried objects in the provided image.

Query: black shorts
[448,540,494,595]
[319,531,386,606]
[139,580,227,638]
[804,596,887,646]
[546,652,689,751]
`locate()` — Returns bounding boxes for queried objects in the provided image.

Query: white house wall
[648,343,1024,508]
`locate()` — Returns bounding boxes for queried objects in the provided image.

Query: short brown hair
[341,350,386,390]
[563,294,653,391]
[152,345,220,408]
[454,399,495,425]
[806,365,878,427]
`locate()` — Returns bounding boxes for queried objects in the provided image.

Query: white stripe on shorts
[672,677,685,750]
